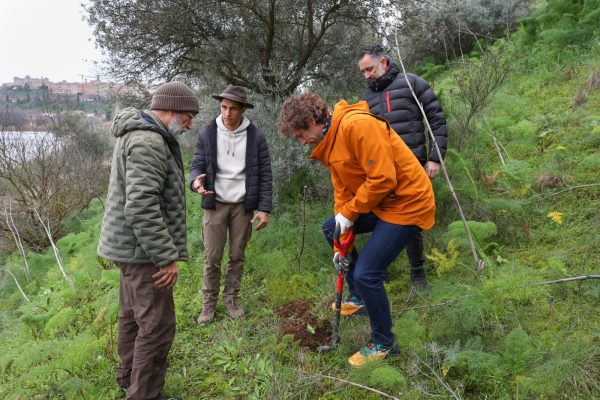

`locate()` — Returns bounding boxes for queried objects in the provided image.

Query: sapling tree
[452,44,511,150]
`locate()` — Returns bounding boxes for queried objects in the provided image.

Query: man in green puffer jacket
[98,81,199,400]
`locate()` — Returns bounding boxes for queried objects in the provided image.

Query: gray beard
[168,114,185,136]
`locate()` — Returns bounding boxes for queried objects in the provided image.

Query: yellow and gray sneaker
[331,295,367,316]
[348,341,400,368]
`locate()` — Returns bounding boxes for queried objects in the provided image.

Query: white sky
[0,0,103,84]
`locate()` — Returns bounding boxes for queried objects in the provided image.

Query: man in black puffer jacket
[190,85,272,325]
[357,44,448,291]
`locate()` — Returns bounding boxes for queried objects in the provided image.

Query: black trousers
[406,229,425,269]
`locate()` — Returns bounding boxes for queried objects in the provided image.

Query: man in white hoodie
[190,85,272,324]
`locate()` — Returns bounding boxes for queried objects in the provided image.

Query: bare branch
[484,117,506,165]
[317,373,402,399]
[33,208,75,289]
[415,350,463,400]
[393,31,484,272]
[3,201,31,282]
[526,275,600,286]
[540,184,600,200]
[0,267,30,303]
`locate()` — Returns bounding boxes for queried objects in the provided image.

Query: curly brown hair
[277,93,329,137]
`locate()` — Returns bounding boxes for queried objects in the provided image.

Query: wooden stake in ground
[393,31,484,272]
[297,185,308,273]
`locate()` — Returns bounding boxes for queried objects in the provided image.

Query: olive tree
[84,0,381,97]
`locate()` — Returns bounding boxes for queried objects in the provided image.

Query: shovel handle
[333,224,354,259]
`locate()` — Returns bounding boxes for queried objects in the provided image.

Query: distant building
[1,76,151,106]
[11,75,50,89]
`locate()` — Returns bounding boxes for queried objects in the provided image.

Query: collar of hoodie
[216,114,250,156]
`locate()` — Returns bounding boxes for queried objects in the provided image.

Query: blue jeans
[322,213,421,347]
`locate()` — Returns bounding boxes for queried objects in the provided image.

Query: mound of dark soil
[276,300,331,350]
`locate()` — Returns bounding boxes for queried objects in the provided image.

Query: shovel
[317,224,355,352]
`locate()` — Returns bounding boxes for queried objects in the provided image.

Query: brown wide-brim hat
[212,84,254,109]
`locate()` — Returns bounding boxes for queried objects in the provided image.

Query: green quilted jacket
[98,108,188,267]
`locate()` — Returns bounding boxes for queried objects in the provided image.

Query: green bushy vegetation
[2,1,600,398]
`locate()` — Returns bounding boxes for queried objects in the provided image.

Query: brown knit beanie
[150,81,200,114]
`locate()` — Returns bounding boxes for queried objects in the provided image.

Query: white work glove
[333,251,352,271]
[335,212,353,235]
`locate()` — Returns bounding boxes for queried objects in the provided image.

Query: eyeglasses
[176,112,195,120]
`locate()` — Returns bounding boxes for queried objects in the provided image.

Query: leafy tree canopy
[85,0,381,97]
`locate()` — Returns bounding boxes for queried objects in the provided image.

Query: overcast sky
[0,0,103,84]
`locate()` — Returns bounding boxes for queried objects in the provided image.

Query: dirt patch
[535,174,568,191]
[276,300,331,350]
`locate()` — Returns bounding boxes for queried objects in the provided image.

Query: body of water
[1,131,56,161]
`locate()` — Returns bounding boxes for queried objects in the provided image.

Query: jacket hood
[111,107,168,138]
[216,114,251,134]
[309,100,370,165]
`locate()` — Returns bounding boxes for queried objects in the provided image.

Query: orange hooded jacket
[310,100,435,231]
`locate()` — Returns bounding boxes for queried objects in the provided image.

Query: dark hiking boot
[410,266,429,291]
[224,298,245,319]
[198,304,216,325]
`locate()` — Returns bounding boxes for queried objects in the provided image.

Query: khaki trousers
[116,262,176,400]
[201,202,252,309]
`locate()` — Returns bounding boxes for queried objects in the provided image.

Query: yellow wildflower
[547,211,563,225]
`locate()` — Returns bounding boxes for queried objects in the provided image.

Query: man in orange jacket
[277,92,435,367]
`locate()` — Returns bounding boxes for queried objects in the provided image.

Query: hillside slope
[1,3,599,399]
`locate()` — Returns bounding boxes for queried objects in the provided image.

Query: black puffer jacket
[189,118,273,213]
[361,60,448,163]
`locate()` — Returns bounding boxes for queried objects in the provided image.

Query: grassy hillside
[1,4,600,399]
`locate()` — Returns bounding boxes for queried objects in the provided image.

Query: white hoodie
[215,114,250,203]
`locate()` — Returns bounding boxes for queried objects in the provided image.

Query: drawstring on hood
[214,114,250,203]
[216,114,250,157]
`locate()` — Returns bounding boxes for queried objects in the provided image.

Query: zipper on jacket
[385,91,391,113]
